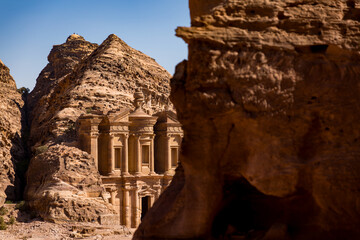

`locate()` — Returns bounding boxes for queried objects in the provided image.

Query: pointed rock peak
[66,34,85,42]
[101,33,129,47]
[105,34,121,42]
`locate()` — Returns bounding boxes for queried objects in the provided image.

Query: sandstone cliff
[25,34,172,223]
[0,59,24,206]
[135,1,360,239]
[27,34,99,147]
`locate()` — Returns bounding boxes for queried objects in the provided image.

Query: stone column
[110,188,117,205]
[90,130,99,169]
[150,135,155,175]
[150,195,155,208]
[135,135,142,175]
[108,134,115,175]
[134,189,140,227]
[122,134,129,176]
[165,135,172,175]
[156,187,162,199]
[123,187,130,227]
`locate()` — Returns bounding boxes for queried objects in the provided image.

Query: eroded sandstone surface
[25,34,172,223]
[28,34,172,148]
[135,1,360,239]
[0,59,24,206]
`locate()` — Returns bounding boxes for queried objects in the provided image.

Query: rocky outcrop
[28,34,99,147]
[0,59,24,206]
[25,34,172,223]
[135,1,360,239]
[25,145,114,222]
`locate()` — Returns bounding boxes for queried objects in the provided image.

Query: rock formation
[28,33,172,148]
[0,59,24,206]
[25,145,114,223]
[25,34,172,223]
[27,34,99,147]
[134,0,360,239]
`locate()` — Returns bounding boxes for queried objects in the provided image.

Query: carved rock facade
[78,90,182,227]
[25,34,174,223]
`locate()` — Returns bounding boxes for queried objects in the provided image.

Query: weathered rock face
[25,34,172,223]
[28,34,99,147]
[135,1,360,239]
[28,34,172,148]
[28,34,98,114]
[25,145,114,222]
[0,59,24,206]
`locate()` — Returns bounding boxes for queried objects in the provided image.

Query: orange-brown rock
[0,59,24,206]
[25,145,115,222]
[135,1,360,239]
[28,34,99,147]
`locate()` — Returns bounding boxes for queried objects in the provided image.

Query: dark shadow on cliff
[210,176,355,240]
[7,87,31,201]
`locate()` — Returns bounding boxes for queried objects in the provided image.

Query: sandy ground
[0,219,134,239]
[0,204,135,239]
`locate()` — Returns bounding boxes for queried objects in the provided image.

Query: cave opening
[211,177,284,239]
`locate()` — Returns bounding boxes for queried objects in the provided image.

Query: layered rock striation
[135,1,360,239]
[25,34,172,223]
[25,145,114,222]
[27,34,99,147]
[0,59,24,206]
[28,34,172,148]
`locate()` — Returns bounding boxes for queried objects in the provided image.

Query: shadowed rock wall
[0,59,25,206]
[134,1,360,239]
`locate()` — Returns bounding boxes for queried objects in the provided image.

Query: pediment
[108,108,131,123]
[154,110,180,124]
[138,186,158,196]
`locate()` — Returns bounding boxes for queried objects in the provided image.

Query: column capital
[90,131,99,137]
[130,133,141,138]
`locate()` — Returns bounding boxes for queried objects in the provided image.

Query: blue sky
[0,0,190,90]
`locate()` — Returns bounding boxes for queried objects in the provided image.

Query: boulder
[25,145,115,222]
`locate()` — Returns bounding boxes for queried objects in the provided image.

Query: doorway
[141,196,151,220]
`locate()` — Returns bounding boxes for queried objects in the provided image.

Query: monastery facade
[77,89,183,227]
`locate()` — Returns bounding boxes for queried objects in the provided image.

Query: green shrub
[16,87,30,95]
[35,145,48,155]
[64,122,75,134]
[15,201,27,211]
[86,107,93,114]
[8,216,15,225]
[0,217,7,230]
[0,207,8,216]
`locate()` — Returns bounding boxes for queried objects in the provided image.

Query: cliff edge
[134,1,360,239]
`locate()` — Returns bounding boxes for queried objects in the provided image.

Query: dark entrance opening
[141,196,151,220]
